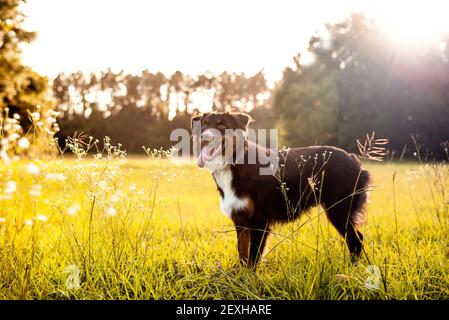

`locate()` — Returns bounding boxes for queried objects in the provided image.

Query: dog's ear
[191,113,210,136]
[191,114,203,130]
[232,113,253,130]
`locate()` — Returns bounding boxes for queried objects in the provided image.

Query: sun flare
[371,0,449,48]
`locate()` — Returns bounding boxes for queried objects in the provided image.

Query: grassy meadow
[0,148,448,299]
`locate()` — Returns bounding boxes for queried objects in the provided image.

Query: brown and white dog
[192,112,370,267]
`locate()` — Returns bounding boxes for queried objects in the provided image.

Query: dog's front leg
[235,225,251,266]
[249,223,271,266]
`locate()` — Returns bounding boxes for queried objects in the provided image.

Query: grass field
[0,148,448,299]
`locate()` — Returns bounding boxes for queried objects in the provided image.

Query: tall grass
[0,138,448,299]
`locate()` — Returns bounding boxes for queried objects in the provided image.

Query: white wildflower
[67,203,81,216]
[4,181,17,194]
[110,190,122,203]
[36,214,48,222]
[44,173,67,181]
[17,137,30,149]
[0,217,6,223]
[27,163,41,176]
[98,180,108,191]
[0,150,11,165]
[30,112,40,121]
[24,219,34,226]
[8,133,20,141]
[29,184,43,197]
[105,206,117,216]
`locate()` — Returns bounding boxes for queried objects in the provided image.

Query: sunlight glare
[371,0,449,49]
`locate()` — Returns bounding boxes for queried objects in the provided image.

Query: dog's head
[191,112,253,169]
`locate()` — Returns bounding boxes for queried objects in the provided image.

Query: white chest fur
[213,167,249,218]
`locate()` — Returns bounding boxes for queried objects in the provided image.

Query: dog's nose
[201,130,214,141]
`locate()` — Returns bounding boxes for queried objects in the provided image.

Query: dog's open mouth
[198,143,222,168]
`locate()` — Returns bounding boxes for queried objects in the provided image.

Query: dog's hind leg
[324,201,364,262]
[323,169,369,262]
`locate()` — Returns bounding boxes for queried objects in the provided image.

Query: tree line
[53,70,272,153]
[53,14,449,159]
[274,13,449,159]
[2,1,448,160]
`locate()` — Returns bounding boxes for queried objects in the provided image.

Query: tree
[273,13,449,159]
[54,69,271,153]
[273,56,339,147]
[0,0,57,159]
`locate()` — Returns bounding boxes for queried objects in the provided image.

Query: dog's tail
[350,156,371,227]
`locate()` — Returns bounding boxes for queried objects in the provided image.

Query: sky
[21,0,449,84]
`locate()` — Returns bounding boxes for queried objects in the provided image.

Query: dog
[191,112,371,267]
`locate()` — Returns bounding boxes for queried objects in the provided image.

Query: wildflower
[8,133,20,141]
[110,190,122,203]
[98,180,108,191]
[67,203,81,216]
[307,177,318,190]
[36,214,48,222]
[46,116,56,125]
[4,181,17,195]
[129,184,136,191]
[30,112,40,121]
[44,173,67,181]
[105,206,117,216]
[29,184,43,197]
[24,219,34,226]
[0,150,11,165]
[27,163,41,176]
[17,137,30,149]
[0,217,6,223]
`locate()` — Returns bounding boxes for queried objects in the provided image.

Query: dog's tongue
[198,146,208,168]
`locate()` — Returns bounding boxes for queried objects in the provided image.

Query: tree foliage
[273,13,449,158]
[0,0,54,126]
[53,70,271,152]
[0,0,57,160]
[52,12,449,159]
